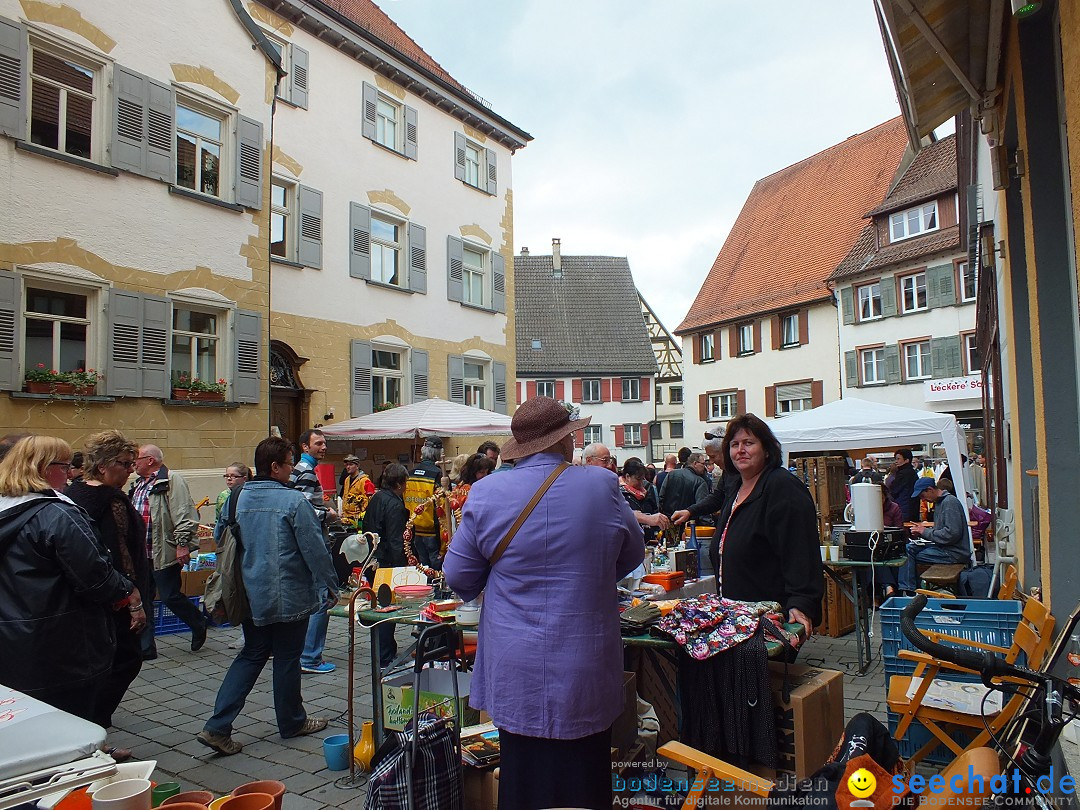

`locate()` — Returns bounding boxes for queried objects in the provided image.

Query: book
[461,722,500,766]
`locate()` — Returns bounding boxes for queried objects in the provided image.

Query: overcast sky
[373,0,905,334]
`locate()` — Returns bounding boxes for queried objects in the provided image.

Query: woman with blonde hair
[66,431,150,748]
[0,435,141,721]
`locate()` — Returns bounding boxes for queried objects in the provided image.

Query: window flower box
[25,381,75,395]
[172,388,225,402]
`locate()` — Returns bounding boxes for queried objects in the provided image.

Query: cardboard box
[610,671,637,756]
[768,662,845,780]
[462,764,498,810]
[625,647,679,744]
[181,569,212,597]
[382,669,478,731]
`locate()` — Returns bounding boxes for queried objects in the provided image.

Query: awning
[320,397,512,440]
[874,0,1004,142]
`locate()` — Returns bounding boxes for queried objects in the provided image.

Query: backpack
[203,485,251,626]
[402,469,438,535]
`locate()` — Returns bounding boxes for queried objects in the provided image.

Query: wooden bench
[918,563,967,592]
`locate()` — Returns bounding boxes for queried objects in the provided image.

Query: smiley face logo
[848,767,877,798]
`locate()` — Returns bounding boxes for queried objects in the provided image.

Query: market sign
[924,375,982,402]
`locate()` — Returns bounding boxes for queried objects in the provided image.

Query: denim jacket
[216,478,338,626]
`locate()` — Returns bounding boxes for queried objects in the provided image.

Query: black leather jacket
[0,492,133,694]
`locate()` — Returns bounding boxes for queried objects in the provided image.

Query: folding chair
[887,594,1055,769]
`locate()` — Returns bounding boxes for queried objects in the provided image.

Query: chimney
[520,246,529,256]
[552,237,561,277]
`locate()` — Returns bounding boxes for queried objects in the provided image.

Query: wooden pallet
[794,456,848,523]
[815,569,855,638]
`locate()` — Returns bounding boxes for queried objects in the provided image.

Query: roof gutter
[227,0,286,77]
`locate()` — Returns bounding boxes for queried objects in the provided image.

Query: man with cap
[402,437,444,570]
[898,477,971,594]
[339,454,374,531]
[443,397,644,810]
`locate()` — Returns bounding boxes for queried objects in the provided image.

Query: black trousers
[498,726,612,810]
[93,610,143,727]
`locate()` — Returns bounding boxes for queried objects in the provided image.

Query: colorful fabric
[131,475,153,559]
[656,594,786,660]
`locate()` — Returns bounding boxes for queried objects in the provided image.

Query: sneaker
[284,717,328,738]
[301,661,335,674]
[197,729,242,756]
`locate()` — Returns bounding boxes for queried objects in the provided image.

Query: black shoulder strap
[226,484,244,545]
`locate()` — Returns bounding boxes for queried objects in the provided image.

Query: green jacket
[138,467,199,570]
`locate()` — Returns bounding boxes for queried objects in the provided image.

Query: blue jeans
[899,543,969,591]
[205,618,308,737]
[300,602,330,668]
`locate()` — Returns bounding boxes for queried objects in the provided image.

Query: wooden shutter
[112,66,149,177]
[691,333,701,364]
[453,132,467,182]
[614,425,625,448]
[145,78,174,182]
[844,351,858,388]
[601,378,612,402]
[140,295,169,398]
[411,348,429,402]
[736,389,747,415]
[485,147,497,195]
[298,186,322,269]
[555,380,565,400]
[885,344,901,384]
[348,202,371,280]
[235,115,263,210]
[811,380,823,408]
[771,316,781,349]
[408,222,427,293]
[526,380,536,399]
[764,385,776,417]
[641,377,651,401]
[880,278,898,317]
[516,381,522,404]
[840,287,855,324]
[106,290,143,396]
[728,325,738,357]
[446,236,464,302]
[714,329,722,359]
[233,309,261,403]
[573,428,583,449]
[404,104,418,160]
[932,336,963,377]
[0,271,19,390]
[492,251,506,313]
[350,339,371,416]
[0,17,27,140]
[448,354,465,404]
[572,379,582,402]
[927,264,956,308]
[698,393,708,421]
[493,362,507,414]
[289,45,309,109]
[798,310,809,345]
[753,321,762,353]
[361,82,377,141]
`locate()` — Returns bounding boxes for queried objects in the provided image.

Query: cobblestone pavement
[105,612,890,808]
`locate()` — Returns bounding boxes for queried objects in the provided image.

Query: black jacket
[66,480,151,600]
[705,467,823,625]
[0,493,133,694]
[659,468,709,517]
[365,488,409,568]
[620,482,661,542]
[887,464,919,522]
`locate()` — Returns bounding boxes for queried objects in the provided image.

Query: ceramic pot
[353,721,375,771]
[231,781,284,810]
[162,791,214,807]
[91,778,152,810]
[217,794,274,810]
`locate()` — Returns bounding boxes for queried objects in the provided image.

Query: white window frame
[464,140,482,189]
[462,243,488,308]
[964,333,980,375]
[264,33,291,101]
[270,176,297,262]
[621,377,640,402]
[669,386,683,405]
[174,90,233,201]
[708,392,737,421]
[535,380,555,399]
[737,323,754,354]
[170,303,223,386]
[371,345,405,409]
[900,272,928,313]
[623,424,642,447]
[583,425,603,446]
[857,282,882,321]
[860,347,887,385]
[463,358,487,409]
[22,280,96,378]
[776,388,813,415]
[700,333,714,361]
[581,378,601,403]
[889,201,939,242]
[371,210,406,287]
[375,94,401,152]
[780,313,799,347]
[959,261,978,303]
[26,31,106,163]
[903,340,932,380]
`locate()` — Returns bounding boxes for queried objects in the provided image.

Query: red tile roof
[675,117,910,334]
[866,134,957,216]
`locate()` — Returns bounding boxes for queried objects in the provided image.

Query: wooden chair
[915,563,1019,601]
[887,594,1055,769]
[657,741,1000,807]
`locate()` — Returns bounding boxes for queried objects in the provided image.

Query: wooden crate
[815,570,855,638]
[794,456,848,521]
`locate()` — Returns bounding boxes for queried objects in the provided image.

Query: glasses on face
[595,456,612,464]
[114,459,137,469]
[224,473,244,480]
[135,455,154,463]
[49,461,72,471]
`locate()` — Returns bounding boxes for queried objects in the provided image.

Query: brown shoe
[284,717,328,738]
[197,729,242,756]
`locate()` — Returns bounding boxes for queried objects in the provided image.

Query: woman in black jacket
[619,457,669,543]
[364,463,409,667]
[673,414,823,637]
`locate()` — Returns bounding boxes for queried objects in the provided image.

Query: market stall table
[823,558,905,675]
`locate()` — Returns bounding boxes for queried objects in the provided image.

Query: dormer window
[889,202,938,242]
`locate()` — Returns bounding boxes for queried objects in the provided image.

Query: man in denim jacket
[197,437,339,756]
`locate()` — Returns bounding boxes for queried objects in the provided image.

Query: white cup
[820,545,828,561]
[829,545,842,562]
[91,778,152,810]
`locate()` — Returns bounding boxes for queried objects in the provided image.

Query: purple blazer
[443,452,644,740]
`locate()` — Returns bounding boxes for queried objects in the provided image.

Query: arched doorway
[269,341,310,444]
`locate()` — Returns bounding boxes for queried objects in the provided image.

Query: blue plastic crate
[153,596,201,635]
[888,711,976,766]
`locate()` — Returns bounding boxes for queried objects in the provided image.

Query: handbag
[203,484,251,626]
[487,462,569,565]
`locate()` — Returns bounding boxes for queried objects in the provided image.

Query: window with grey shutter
[349,202,371,280]
[235,116,263,210]
[844,351,857,388]
[448,354,465,404]
[289,45,308,109]
[493,362,507,414]
[141,295,169,397]
[411,348,429,402]
[492,251,505,313]
[926,264,956,308]
[297,185,322,269]
[840,286,854,325]
[931,336,963,378]
[233,309,261,403]
[408,222,426,293]
[106,289,168,397]
[0,17,27,140]
[453,132,466,182]
[485,147,497,195]
[404,104,417,160]
[446,236,464,302]
[880,279,898,317]
[884,344,901,384]
[113,66,174,181]
[361,82,377,141]
[0,272,19,390]
[350,339,372,416]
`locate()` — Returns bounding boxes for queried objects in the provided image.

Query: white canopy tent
[767,398,973,557]
[320,397,512,440]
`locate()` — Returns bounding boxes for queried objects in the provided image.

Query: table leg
[823,566,871,676]
[370,623,384,746]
